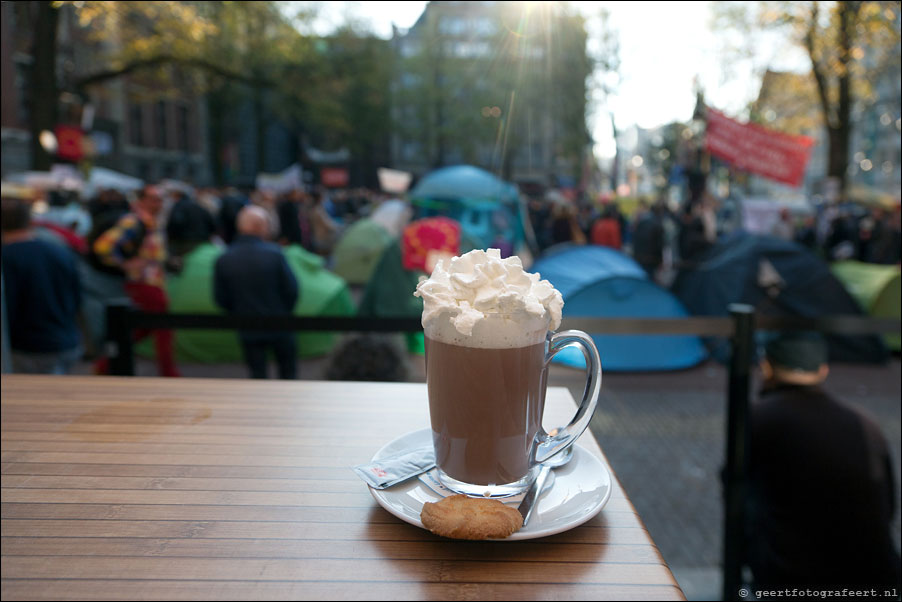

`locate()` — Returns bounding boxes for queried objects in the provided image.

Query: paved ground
[73,345,902,601]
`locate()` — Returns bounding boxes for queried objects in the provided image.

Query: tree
[713,1,901,192]
[311,27,394,186]
[394,1,592,181]
[28,3,59,171]
[586,6,621,189]
[18,1,325,173]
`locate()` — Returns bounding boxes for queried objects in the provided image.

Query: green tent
[138,243,354,362]
[332,218,395,285]
[357,241,426,353]
[357,226,481,354]
[831,260,901,351]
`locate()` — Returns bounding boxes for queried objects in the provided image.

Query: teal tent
[409,165,526,251]
[138,243,354,362]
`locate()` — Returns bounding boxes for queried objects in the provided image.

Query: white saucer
[367,429,612,540]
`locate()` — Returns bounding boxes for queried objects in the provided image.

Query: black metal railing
[102,300,900,601]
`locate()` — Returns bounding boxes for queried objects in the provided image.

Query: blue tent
[531,245,709,372]
[409,165,525,251]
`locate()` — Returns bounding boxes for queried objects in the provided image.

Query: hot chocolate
[414,248,599,498]
[425,336,546,485]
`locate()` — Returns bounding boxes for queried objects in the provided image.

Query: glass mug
[424,312,602,497]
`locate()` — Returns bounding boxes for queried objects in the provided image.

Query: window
[438,16,466,36]
[452,41,490,58]
[129,103,144,146]
[472,18,496,36]
[401,40,420,58]
[176,104,190,151]
[155,101,168,149]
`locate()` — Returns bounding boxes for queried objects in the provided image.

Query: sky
[295,1,809,158]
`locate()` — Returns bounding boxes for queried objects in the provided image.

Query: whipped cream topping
[414,249,563,348]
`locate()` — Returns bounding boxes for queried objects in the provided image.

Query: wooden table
[1,375,685,601]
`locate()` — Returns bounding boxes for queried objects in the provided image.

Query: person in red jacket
[590,203,622,249]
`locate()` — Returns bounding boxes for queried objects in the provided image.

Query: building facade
[1,2,212,185]
[390,1,591,187]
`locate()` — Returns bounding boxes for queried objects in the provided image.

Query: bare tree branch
[73,53,271,90]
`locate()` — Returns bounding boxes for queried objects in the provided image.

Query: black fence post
[723,304,755,601]
[106,300,135,376]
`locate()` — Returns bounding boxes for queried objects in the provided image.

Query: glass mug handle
[532,330,602,465]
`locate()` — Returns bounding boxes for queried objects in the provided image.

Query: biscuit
[420,494,523,540]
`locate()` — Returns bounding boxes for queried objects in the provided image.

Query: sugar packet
[353,445,436,489]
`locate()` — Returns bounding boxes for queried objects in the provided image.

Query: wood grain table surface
[1,375,685,601]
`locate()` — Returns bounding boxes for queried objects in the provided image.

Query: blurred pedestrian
[527,196,553,251]
[80,189,132,357]
[632,201,666,280]
[308,187,340,255]
[92,185,181,377]
[218,189,248,245]
[214,206,299,379]
[867,207,901,265]
[1,188,82,374]
[677,201,714,268]
[794,215,818,252]
[746,332,900,591]
[826,209,857,261]
[325,335,408,382]
[771,207,794,241]
[549,203,585,246]
[590,202,623,249]
[276,190,305,247]
[166,190,216,262]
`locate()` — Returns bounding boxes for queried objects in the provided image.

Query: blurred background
[1,2,900,600]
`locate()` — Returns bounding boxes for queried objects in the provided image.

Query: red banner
[55,125,84,162]
[705,108,814,187]
[320,167,349,188]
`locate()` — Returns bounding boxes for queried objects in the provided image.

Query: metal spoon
[517,445,575,527]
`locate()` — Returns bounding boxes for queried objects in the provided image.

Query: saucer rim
[367,428,612,541]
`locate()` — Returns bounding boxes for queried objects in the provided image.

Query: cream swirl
[414,249,563,348]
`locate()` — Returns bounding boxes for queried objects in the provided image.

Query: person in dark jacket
[166,191,216,261]
[746,332,900,591]
[632,202,666,279]
[2,191,82,374]
[214,206,300,379]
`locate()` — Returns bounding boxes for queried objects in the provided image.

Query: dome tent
[410,165,519,203]
[409,165,525,251]
[531,245,708,372]
[137,243,354,362]
[673,232,889,363]
[332,218,395,285]
[357,218,480,354]
[831,260,901,351]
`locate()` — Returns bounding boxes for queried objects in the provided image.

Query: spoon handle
[517,465,551,527]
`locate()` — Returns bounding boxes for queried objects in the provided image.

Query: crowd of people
[2,182,378,378]
[2,178,901,379]
[527,192,902,287]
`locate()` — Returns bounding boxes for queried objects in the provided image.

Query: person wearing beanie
[746,332,900,591]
